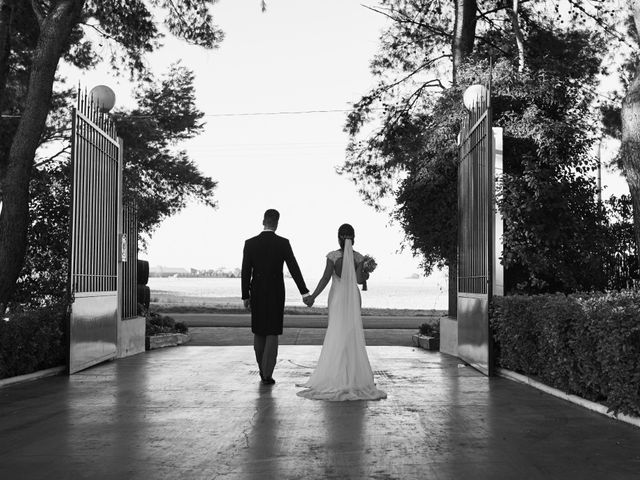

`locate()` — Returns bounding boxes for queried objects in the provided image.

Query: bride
[297,224,387,401]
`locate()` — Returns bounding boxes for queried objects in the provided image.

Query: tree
[12,64,216,309]
[452,0,478,83]
[116,63,217,240]
[620,1,640,265]
[0,0,224,308]
[345,0,483,312]
[11,163,71,308]
[343,1,614,298]
[560,0,640,268]
[490,28,612,292]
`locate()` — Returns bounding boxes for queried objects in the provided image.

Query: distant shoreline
[151,292,446,317]
[149,275,241,279]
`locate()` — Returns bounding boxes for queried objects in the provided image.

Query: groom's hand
[303,296,314,307]
[243,298,251,311]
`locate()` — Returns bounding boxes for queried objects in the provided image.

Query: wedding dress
[297,239,387,401]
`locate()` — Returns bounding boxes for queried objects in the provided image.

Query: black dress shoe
[261,377,276,385]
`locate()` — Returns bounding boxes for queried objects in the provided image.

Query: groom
[241,209,312,385]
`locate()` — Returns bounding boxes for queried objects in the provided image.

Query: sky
[65,0,630,282]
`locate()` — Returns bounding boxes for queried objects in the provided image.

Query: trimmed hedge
[0,305,66,380]
[491,291,640,417]
[145,311,188,336]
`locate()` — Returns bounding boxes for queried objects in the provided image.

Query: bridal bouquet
[362,255,377,291]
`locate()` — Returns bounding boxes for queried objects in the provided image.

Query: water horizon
[148,276,447,310]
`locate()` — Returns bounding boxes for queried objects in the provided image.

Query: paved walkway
[188,327,415,346]
[1,346,639,479]
[168,313,430,329]
[172,313,424,346]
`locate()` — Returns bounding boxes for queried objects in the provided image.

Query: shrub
[0,305,67,379]
[491,291,640,417]
[418,322,439,338]
[145,311,188,336]
[174,321,188,334]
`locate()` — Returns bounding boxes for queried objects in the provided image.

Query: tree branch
[80,21,115,40]
[33,145,70,168]
[476,0,533,22]
[474,34,509,56]
[370,78,445,151]
[30,0,44,27]
[39,127,72,145]
[566,0,632,48]
[362,4,452,40]
[166,0,196,42]
[475,4,509,35]
[380,55,450,94]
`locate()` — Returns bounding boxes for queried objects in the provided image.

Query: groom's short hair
[263,209,280,224]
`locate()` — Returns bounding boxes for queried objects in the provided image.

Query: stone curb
[0,366,66,388]
[411,334,440,350]
[145,332,191,350]
[497,368,640,429]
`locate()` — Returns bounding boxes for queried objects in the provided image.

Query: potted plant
[145,310,190,350]
[412,322,440,351]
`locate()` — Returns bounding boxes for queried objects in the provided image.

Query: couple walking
[241,209,386,401]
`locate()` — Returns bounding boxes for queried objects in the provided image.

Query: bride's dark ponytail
[338,223,355,250]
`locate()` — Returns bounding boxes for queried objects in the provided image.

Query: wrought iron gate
[457,86,502,376]
[68,91,121,374]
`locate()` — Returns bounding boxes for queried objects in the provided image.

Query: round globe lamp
[89,85,116,113]
[462,84,487,111]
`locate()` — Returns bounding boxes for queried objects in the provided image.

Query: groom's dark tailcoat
[241,231,309,335]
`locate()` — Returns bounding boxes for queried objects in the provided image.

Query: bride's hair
[338,223,355,249]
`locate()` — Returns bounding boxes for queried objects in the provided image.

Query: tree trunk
[620,1,640,269]
[0,0,13,107]
[0,0,14,185]
[0,0,84,309]
[451,0,477,84]
[506,0,525,73]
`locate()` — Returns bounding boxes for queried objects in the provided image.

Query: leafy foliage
[488,28,611,293]
[146,311,189,336]
[11,165,71,308]
[491,292,640,417]
[11,65,216,308]
[115,63,217,240]
[342,1,626,292]
[602,195,639,289]
[0,0,227,308]
[391,90,464,274]
[418,321,438,338]
[0,304,67,379]
[82,0,224,75]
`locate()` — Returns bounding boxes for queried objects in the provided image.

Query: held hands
[303,295,314,307]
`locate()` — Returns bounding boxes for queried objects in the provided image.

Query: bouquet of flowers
[362,255,377,291]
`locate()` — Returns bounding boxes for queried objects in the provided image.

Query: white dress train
[297,239,387,401]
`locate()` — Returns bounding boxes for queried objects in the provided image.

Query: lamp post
[463,84,488,112]
[89,85,116,113]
